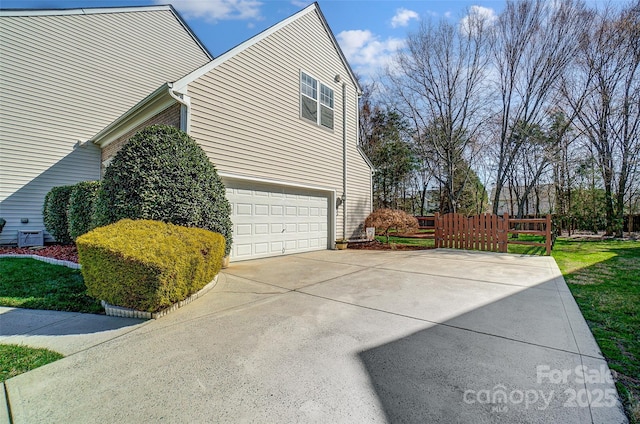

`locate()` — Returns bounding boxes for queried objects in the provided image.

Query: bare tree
[489,0,585,215]
[562,2,640,236]
[384,8,490,214]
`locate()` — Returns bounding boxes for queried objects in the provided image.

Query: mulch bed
[0,245,79,263]
[347,240,433,251]
[0,241,436,259]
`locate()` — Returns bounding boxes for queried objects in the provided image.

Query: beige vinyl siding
[346,92,374,238]
[0,8,211,243]
[188,10,371,238]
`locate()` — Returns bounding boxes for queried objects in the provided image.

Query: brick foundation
[101,103,181,168]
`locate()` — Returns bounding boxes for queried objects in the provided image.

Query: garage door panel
[255,224,269,234]
[254,243,269,254]
[236,204,252,215]
[226,182,330,261]
[236,244,252,256]
[236,224,252,235]
[255,204,269,215]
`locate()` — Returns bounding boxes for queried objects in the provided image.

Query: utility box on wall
[18,230,44,248]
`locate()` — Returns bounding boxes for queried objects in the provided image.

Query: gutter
[90,83,170,146]
[342,81,347,241]
[167,83,191,133]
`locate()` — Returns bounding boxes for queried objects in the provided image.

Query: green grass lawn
[0,258,102,313]
[552,238,640,423]
[507,234,549,255]
[375,235,435,247]
[376,233,545,251]
[0,344,63,382]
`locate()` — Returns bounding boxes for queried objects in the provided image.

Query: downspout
[342,81,347,241]
[355,91,373,214]
[167,83,191,133]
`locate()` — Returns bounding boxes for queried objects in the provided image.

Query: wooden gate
[434,213,554,255]
[435,212,509,253]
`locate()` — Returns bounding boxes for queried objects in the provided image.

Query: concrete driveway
[1,249,627,423]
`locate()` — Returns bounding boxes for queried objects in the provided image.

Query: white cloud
[391,8,419,28]
[337,29,404,78]
[290,0,312,7]
[167,0,263,21]
[460,5,497,35]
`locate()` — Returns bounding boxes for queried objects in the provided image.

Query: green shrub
[43,185,74,245]
[68,181,101,240]
[77,219,225,312]
[93,125,233,255]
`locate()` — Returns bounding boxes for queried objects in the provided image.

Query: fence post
[500,212,509,253]
[434,212,441,249]
[545,214,552,256]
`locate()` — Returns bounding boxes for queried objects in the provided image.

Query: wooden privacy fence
[434,213,554,255]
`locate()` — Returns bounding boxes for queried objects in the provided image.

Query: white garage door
[225,182,330,261]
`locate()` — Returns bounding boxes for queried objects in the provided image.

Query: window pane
[301,95,318,122]
[320,105,333,129]
[320,84,333,108]
[301,72,317,99]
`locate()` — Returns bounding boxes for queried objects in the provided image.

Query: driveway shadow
[357,282,624,423]
[0,307,144,337]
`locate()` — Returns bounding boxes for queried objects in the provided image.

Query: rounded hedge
[78,219,225,312]
[68,180,101,240]
[43,185,74,244]
[93,125,233,255]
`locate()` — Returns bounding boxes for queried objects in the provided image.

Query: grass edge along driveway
[0,344,63,382]
[0,257,102,314]
[553,238,639,424]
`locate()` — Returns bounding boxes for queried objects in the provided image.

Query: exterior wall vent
[18,230,44,248]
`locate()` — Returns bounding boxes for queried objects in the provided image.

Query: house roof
[171,2,361,94]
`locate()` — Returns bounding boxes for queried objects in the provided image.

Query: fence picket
[432,213,553,255]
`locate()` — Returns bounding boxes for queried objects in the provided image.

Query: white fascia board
[91,83,175,148]
[313,4,362,94]
[0,5,171,17]
[172,3,319,92]
[357,145,375,171]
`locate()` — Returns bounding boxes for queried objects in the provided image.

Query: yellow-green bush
[77,219,225,312]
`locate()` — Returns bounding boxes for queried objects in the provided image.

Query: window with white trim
[300,71,334,129]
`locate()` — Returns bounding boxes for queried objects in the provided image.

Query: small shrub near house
[68,181,101,240]
[93,125,233,256]
[43,185,74,245]
[364,209,419,243]
[77,219,225,312]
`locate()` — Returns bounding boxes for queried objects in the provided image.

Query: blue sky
[1,0,506,78]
